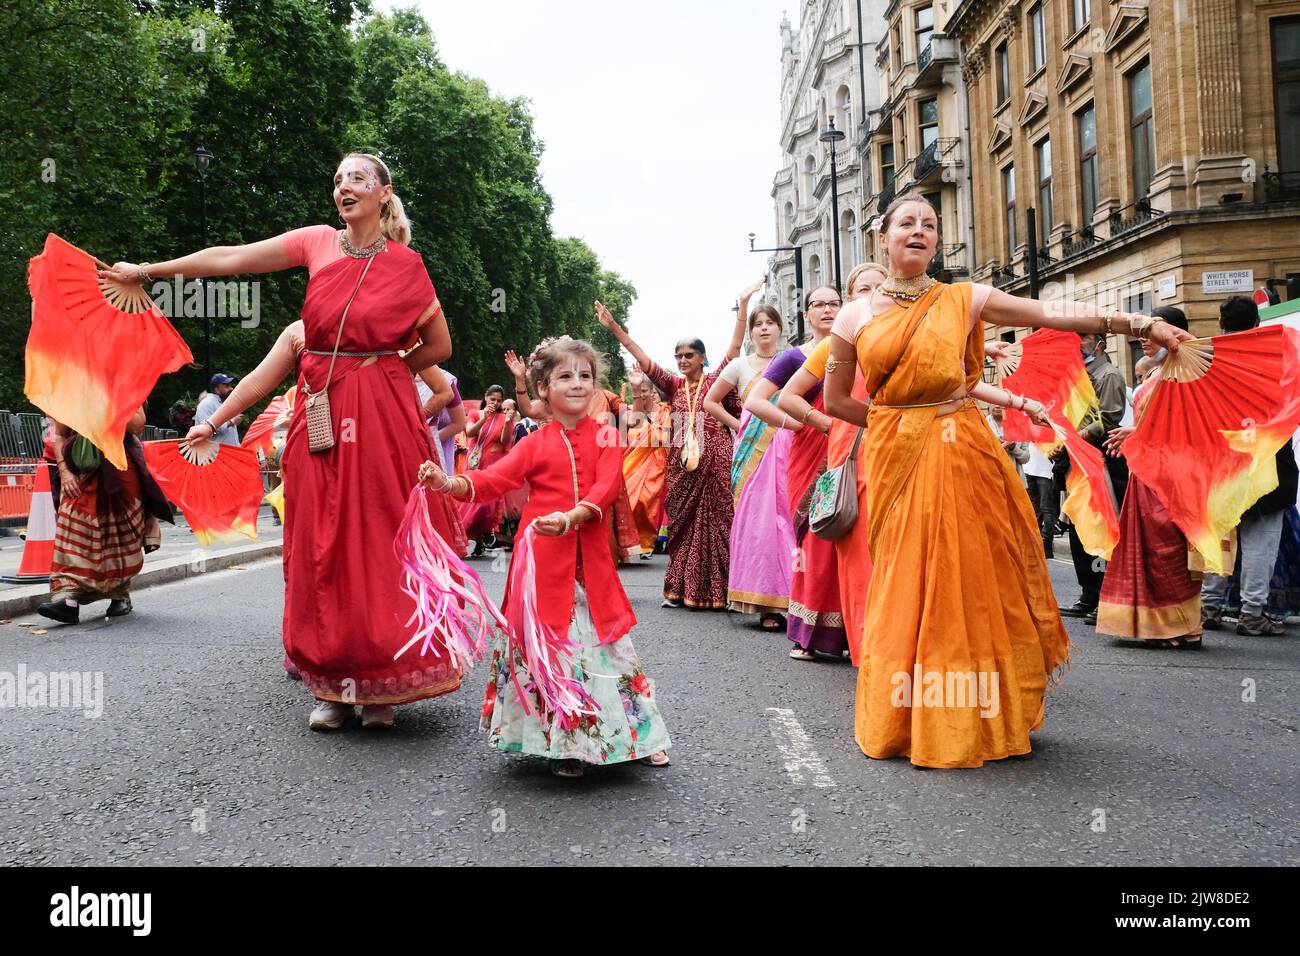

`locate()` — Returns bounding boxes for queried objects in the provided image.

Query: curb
[0,541,283,619]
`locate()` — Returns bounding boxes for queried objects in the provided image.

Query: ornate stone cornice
[999,9,1019,40]
[962,46,987,86]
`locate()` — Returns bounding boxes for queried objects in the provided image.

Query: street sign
[1157,275,1176,300]
[1201,269,1254,294]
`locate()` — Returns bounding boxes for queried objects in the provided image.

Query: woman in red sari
[597,299,747,608]
[461,384,514,554]
[1096,307,1203,647]
[105,152,466,731]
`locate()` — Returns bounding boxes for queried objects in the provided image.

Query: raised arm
[595,300,655,373]
[102,234,296,284]
[724,279,765,363]
[504,350,546,419]
[183,324,300,442]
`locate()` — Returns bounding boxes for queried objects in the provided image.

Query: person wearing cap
[196,374,243,446]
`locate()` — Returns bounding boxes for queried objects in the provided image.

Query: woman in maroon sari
[597,296,748,609]
[103,152,466,731]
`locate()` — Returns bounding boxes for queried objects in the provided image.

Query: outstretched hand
[740,278,765,300]
[504,350,527,379]
[984,341,1012,362]
[98,261,145,285]
[594,300,620,332]
[1103,425,1136,458]
[1148,320,1195,353]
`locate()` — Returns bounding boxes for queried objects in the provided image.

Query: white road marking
[765,707,835,789]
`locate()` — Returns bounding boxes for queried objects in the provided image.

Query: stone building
[947,0,1300,377]
[769,1,889,339]
[864,0,978,281]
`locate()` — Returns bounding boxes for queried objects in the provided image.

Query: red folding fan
[1125,324,1300,573]
[26,234,193,470]
[1048,420,1120,561]
[143,440,264,547]
[996,328,1100,443]
[241,387,296,457]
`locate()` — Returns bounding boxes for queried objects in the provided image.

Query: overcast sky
[386,0,794,367]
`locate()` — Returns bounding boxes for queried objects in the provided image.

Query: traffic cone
[2,463,55,584]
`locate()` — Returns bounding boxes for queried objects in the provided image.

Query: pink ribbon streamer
[392,485,509,670]
[506,525,600,727]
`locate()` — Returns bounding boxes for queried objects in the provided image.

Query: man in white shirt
[196,374,242,445]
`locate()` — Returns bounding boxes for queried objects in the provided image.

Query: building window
[1272,17,1300,176]
[996,43,1011,105]
[804,155,817,209]
[1078,104,1099,223]
[1003,165,1017,259]
[1129,62,1155,199]
[840,211,858,271]
[924,191,943,236]
[1035,138,1053,239]
[891,27,902,75]
[919,98,939,150]
[881,142,896,191]
[1072,0,1091,34]
[836,85,853,140]
[784,201,795,233]
[809,253,823,289]
[916,5,934,59]
[1028,5,1046,74]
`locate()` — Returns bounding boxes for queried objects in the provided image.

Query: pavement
[0,506,283,618]
[0,546,1296,866]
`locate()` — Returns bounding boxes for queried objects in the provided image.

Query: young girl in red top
[420,337,672,778]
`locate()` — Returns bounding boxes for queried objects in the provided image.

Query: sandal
[549,759,585,779]
[638,750,671,767]
[788,646,816,661]
[661,597,684,609]
[760,613,787,632]
[1150,635,1203,649]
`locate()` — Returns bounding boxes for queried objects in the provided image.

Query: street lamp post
[820,118,846,294]
[192,144,214,376]
[748,232,805,344]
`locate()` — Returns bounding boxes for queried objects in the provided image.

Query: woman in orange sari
[623,366,672,557]
[824,193,1190,767]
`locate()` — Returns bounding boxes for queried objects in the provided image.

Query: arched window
[804,155,817,209]
[784,201,795,234]
[840,210,858,269]
[836,85,853,140]
[808,253,823,290]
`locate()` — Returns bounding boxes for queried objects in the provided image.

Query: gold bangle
[825,355,840,375]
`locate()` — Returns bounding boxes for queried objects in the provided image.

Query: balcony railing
[911,137,959,183]
[1061,225,1100,259]
[1263,168,1300,202]
[1107,197,1161,238]
[876,180,897,215]
[991,265,1018,288]
[917,42,933,74]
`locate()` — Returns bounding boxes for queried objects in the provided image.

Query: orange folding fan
[1125,324,1300,573]
[241,387,296,457]
[996,328,1100,443]
[1048,420,1120,561]
[26,234,193,470]
[143,440,264,547]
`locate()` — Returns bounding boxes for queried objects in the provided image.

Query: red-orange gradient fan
[996,328,1100,443]
[26,234,193,469]
[143,440,264,547]
[1125,324,1300,573]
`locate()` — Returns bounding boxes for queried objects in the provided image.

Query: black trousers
[1026,475,1059,547]
[1068,454,1129,607]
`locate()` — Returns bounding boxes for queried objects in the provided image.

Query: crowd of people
[66,149,1294,776]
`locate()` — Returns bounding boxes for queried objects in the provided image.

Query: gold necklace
[880,272,938,303]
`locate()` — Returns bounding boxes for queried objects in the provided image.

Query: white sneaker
[361,704,395,728]
[309,700,354,730]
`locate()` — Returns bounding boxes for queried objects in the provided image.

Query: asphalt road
[1,551,1296,865]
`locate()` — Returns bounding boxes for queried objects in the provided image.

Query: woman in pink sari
[107,152,466,731]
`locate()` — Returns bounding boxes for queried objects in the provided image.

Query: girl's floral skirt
[481,586,672,765]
